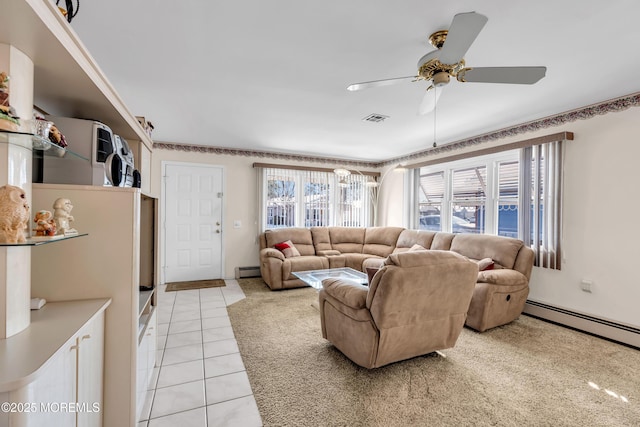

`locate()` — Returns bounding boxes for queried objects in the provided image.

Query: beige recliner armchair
[319,250,478,369]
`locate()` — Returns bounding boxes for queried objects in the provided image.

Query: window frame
[414,150,520,236]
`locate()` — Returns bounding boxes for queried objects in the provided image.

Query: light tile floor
[138,280,263,427]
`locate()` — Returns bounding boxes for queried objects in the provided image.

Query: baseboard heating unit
[524,300,640,349]
[235,266,261,279]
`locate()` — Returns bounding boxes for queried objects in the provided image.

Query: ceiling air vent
[362,113,389,123]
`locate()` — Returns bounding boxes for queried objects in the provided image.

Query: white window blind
[261,167,372,230]
[304,170,332,227]
[521,141,563,269]
[265,169,297,228]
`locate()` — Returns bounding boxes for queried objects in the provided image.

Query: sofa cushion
[264,228,315,256]
[477,269,528,286]
[343,253,380,271]
[322,277,368,309]
[362,257,385,271]
[328,227,366,254]
[311,227,332,253]
[394,229,437,252]
[450,233,523,269]
[363,227,404,257]
[409,244,427,252]
[282,256,329,280]
[274,240,301,258]
[430,232,455,250]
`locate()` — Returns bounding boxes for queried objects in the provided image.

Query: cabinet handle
[81,334,91,341]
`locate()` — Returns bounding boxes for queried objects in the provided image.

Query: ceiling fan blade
[438,12,488,65]
[418,86,442,115]
[347,76,417,91]
[458,66,547,84]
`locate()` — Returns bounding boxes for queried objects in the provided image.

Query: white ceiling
[69,0,640,162]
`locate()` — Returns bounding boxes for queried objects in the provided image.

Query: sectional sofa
[259,226,534,332]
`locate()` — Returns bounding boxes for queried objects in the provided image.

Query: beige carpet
[164,278,225,292]
[231,278,640,427]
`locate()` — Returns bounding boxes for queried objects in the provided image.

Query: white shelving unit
[1,1,157,425]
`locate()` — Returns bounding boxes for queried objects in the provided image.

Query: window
[418,171,444,231]
[414,142,564,269]
[451,166,486,234]
[416,153,514,236]
[262,167,372,230]
[266,171,296,227]
[497,160,519,238]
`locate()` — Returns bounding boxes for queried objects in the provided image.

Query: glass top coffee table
[293,267,368,290]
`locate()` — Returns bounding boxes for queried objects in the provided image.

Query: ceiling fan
[347,12,547,115]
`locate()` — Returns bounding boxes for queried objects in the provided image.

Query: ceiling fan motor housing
[433,71,450,87]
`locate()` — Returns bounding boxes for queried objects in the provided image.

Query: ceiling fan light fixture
[334,168,351,178]
[433,71,450,87]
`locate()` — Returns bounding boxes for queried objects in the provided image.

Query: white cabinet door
[11,338,77,427]
[136,309,157,422]
[7,312,105,427]
[77,312,105,427]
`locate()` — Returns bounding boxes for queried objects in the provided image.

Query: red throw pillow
[477,258,495,271]
[273,240,301,258]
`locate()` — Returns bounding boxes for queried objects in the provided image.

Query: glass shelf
[0,130,89,161]
[0,233,88,247]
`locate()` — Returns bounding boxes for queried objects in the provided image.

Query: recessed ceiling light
[362,113,389,123]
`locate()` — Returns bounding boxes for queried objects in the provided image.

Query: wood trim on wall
[405,132,574,169]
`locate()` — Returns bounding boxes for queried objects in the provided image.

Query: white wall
[533,108,640,328]
[381,107,640,328]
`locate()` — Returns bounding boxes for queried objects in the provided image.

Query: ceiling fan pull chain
[433,89,437,148]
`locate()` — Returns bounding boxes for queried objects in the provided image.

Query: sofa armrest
[260,248,285,261]
[477,269,528,286]
[317,249,341,256]
[321,278,368,309]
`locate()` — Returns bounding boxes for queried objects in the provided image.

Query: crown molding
[153,91,640,168]
[152,142,379,169]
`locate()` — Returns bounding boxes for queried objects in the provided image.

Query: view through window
[263,167,372,229]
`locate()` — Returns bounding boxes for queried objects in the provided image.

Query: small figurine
[33,210,57,237]
[53,197,78,235]
[0,185,30,243]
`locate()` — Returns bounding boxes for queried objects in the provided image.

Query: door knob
[216,230,220,233]
[216,221,220,226]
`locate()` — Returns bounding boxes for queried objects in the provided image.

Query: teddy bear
[0,185,30,243]
[33,210,57,237]
[53,197,77,235]
[48,123,67,148]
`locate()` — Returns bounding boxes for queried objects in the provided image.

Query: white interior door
[164,164,223,282]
